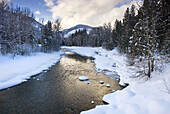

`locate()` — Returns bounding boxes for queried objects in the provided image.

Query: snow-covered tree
[0,0,61,56]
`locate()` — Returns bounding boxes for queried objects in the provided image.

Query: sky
[2,0,142,29]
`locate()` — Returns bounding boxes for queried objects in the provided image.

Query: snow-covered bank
[0,51,64,90]
[62,46,170,114]
[81,64,170,114]
[62,46,130,85]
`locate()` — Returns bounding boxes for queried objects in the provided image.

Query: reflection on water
[0,51,122,113]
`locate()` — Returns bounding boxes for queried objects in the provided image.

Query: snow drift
[0,51,64,90]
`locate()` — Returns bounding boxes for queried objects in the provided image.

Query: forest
[63,0,169,78]
[0,0,169,78]
[0,0,61,57]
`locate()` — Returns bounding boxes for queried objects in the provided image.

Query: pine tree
[114,20,123,52]
[156,0,170,55]
[102,22,113,50]
[122,8,130,53]
[42,21,53,52]
[128,0,169,77]
[52,19,61,51]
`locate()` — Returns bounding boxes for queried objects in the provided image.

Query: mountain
[61,24,93,38]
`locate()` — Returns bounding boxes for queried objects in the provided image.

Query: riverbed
[0,51,122,113]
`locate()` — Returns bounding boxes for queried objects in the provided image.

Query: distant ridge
[61,24,93,38]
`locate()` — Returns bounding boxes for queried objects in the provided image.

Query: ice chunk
[106,84,110,88]
[112,90,115,92]
[99,80,104,84]
[91,101,94,104]
[79,76,89,81]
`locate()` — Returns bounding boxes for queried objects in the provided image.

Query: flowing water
[0,51,122,114]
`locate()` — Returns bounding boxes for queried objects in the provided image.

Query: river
[0,50,122,114]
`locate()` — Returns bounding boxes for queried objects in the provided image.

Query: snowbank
[81,64,170,114]
[62,46,170,114]
[0,51,64,90]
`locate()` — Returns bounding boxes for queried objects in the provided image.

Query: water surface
[0,51,122,113]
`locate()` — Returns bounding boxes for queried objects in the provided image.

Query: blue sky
[10,0,142,29]
[12,0,53,22]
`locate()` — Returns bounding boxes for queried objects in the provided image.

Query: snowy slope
[0,51,64,90]
[62,24,92,38]
[64,28,92,38]
[62,46,170,114]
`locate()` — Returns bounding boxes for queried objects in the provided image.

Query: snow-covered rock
[112,90,115,92]
[91,101,94,104]
[99,81,104,84]
[106,84,110,88]
[79,76,89,81]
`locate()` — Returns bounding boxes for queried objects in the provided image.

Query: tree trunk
[146,20,151,78]
[148,56,151,78]
[151,59,154,72]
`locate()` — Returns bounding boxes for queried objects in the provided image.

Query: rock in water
[112,90,116,92]
[106,84,110,88]
[99,81,104,84]
[79,76,89,81]
[91,101,94,104]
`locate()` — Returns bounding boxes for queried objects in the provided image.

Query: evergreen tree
[52,19,62,51]
[114,19,123,52]
[42,21,53,52]
[122,8,130,53]
[102,22,113,50]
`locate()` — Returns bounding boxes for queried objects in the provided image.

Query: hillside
[61,24,93,38]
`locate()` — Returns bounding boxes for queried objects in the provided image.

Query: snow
[91,101,95,104]
[0,51,64,90]
[106,84,110,88]
[64,28,92,38]
[62,46,98,57]
[83,80,92,84]
[79,76,89,81]
[62,46,170,114]
[82,65,170,114]
[62,46,130,85]
[112,90,116,92]
[99,80,104,84]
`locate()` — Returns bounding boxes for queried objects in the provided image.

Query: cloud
[44,0,140,29]
[35,10,41,15]
[44,0,55,7]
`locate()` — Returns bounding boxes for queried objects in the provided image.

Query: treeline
[63,0,169,77]
[0,0,61,57]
